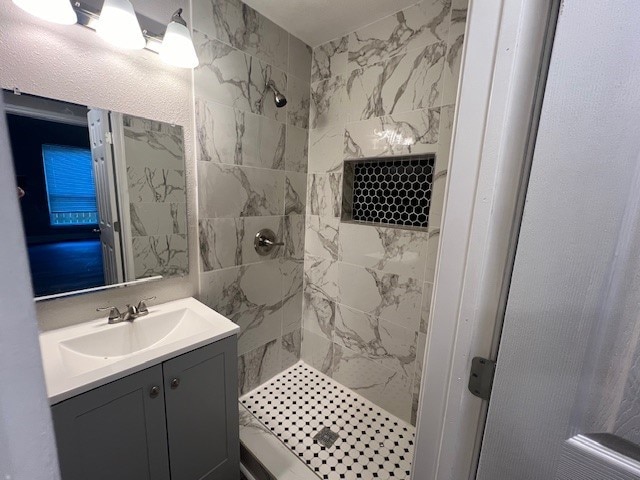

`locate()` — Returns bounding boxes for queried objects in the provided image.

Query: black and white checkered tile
[240,362,415,480]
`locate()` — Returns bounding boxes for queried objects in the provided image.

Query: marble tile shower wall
[302,0,468,424]
[192,0,312,395]
[124,115,189,278]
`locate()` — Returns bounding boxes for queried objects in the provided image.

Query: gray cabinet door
[163,336,239,480]
[51,365,170,480]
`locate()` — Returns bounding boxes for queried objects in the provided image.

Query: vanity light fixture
[96,0,145,50]
[12,0,77,25]
[159,9,199,69]
[12,0,198,68]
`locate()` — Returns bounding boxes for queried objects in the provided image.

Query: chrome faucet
[97,297,156,324]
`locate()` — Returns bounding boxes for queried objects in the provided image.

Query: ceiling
[242,0,419,47]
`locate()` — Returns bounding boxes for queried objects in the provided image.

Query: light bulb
[96,0,145,50]
[12,0,77,25]
[160,20,199,68]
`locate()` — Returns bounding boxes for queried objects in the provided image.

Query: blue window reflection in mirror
[42,144,98,226]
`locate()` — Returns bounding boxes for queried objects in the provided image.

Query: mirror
[3,91,189,299]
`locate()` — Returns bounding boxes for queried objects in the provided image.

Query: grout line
[193,28,290,77]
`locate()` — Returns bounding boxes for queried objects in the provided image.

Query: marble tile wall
[123,115,189,279]
[301,0,468,424]
[192,0,311,395]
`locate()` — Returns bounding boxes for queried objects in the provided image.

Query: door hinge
[113,220,120,232]
[105,132,113,144]
[468,357,496,400]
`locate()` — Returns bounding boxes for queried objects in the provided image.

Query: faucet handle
[97,306,122,322]
[136,296,156,315]
[120,304,139,322]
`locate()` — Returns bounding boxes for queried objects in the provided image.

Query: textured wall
[0,0,198,329]
[192,0,312,395]
[301,0,468,424]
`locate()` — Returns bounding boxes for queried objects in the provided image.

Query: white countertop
[40,297,239,405]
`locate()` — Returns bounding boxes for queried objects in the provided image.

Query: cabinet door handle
[171,378,180,389]
[150,386,160,398]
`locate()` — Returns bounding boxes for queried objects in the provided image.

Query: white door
[476,1,640,479]
[87,109,124,285]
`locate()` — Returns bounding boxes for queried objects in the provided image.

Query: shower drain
[313,427,339,448]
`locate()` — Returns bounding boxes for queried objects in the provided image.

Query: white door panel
[477,0,640,478]
[88,109,124,285]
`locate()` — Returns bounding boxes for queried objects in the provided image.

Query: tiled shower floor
[240,362,415,480]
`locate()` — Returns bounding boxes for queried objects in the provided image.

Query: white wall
[0,0,198,329]
[0,97,60,480]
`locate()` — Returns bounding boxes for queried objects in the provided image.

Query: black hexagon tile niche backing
[342,155,435,230]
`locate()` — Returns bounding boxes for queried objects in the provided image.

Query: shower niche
[341,154,435,230]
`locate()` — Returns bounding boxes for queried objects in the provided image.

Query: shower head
[267,81,287,108]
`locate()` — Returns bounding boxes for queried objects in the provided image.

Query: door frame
[109,111,136,282]
[411,0,559,478]
[0,91,61,480]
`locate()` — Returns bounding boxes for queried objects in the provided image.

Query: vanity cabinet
[52,336,239,480]
[163,337,239,479]
[52,365,170,480]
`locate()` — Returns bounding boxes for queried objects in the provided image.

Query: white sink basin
[60,308,211,358]
[40,297,239,404]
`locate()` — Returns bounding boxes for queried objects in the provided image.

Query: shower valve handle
[254,228,284,255]
[259,237,284,247]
